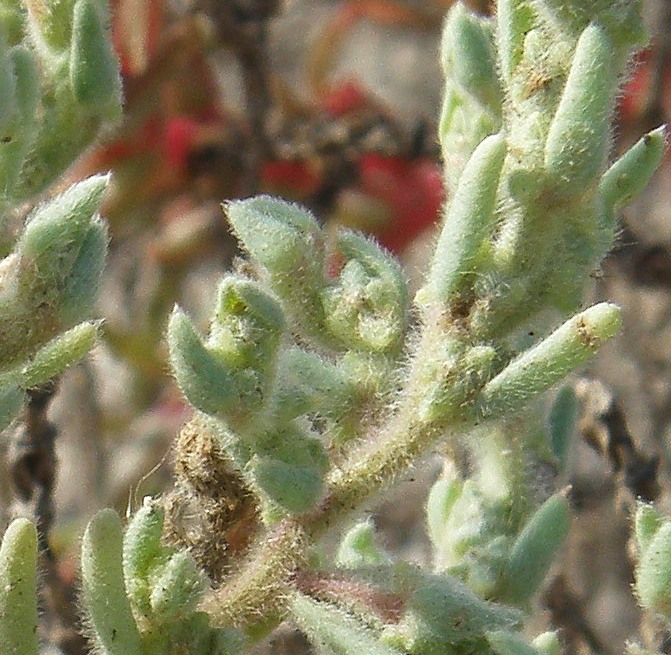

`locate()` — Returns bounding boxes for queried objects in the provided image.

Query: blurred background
[3,1,671,653]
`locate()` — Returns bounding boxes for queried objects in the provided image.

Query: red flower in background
[355,153,443,252]
[83,0,446,255]
[618,42,671,125]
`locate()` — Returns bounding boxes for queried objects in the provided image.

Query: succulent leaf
[0,518,39,655]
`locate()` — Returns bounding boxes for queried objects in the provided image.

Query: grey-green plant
[0,0,120,432]
[0,0,668,653]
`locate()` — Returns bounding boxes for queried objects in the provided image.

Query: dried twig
[576,378,660,504]
[7,382,87,655]
[198,0,280,194]
[544,574,610,655]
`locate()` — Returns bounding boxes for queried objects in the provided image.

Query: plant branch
[8,382,87,655]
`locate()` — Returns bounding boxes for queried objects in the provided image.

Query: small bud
[122,498,166,614]
[487,630,539,655]
[417,134,506,309]
[149,551,206,620]
[225,196,327,342]
[0,518,39,655]
[22,320,99,387]
[501,493,570,606]
[81,509,143,655]
[322,230,408,353]
[336,520,390,568]
[290,593,401,655]
[544,24,616,191]
[207,275,285,377]
[477,303,621,418]
[599,126,667,209]
[69,0,122,117]
[226,195,322,270]
[170,278,284,424]
[3,177,106,369]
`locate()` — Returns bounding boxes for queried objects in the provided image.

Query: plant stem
[207,331,464,631]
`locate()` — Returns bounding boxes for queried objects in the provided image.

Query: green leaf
[273,347,354,422]
[496,0,534,82]
[500,493,570,606]
[635,502,665,554]
[599,126,667,209]
[635,514,671,619]
[488,630,540,655]
[21,320,99,387]
[81,509,143,655]
[547,385,577,470]
[252,428,328,515]
[19,175,108,278]
[0,27,17,130]
[290,592,404,655]
[225,196,328,342]
[544,23,616,191]
[149,551,206,620]
[122,498,166,614]
[0,518,39,655]
[69,0,122,117]
[207,275,286,376]
[417,133,506,308]
[322,230,408,353]
[443,3,501,112]
[167,307,239,417]
[477,303,621,418]
[57,218,108,325]
[0,380,24,432]
[425,477,463,559]
[392,573,521,655]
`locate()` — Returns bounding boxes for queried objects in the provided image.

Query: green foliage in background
[0,0,668,653]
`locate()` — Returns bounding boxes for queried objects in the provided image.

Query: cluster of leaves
[69,0,448,424]
[0,0,120,433]
[2,0,671,654]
